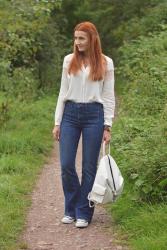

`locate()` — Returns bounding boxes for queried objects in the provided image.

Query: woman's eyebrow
[74,36,85,39]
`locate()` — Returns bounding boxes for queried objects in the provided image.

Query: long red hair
[68,21,106,81]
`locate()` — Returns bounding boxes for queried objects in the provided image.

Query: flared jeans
[59,100,104,223]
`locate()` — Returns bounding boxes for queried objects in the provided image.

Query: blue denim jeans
[59,100,104,223]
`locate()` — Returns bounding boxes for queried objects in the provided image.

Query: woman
[52,21,115,228]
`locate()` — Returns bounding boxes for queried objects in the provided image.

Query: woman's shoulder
[64,53,74,59]
[63,53,74,68]
[103,54,114,71]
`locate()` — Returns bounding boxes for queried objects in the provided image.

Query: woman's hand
[102,130,111,144]
[52,125,60,141]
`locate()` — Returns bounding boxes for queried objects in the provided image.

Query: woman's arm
[54,56,69,126]
[101,58,115,128]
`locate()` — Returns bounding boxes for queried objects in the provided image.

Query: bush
[114,30,167,202]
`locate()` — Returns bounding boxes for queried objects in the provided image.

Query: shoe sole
[75,223,88,228]
[62,220,74,224]
[61,218,75,224]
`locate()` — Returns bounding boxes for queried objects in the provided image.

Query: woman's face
[74,30,89,53]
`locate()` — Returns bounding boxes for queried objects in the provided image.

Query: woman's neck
[80,50,89,58]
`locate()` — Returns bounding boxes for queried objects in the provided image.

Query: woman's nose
[75,38,80,44]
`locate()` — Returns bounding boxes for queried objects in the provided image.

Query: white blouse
[54,53,115,127]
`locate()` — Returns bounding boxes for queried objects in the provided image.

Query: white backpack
[88,141,124,207]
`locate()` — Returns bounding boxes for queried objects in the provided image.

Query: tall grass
[106,181,167,250]
[0,93,56,250]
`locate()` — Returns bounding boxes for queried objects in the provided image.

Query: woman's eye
[74,37,85,40]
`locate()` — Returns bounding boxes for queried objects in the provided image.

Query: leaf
[135,179,144,187]
[142,185,152,194]
[158,178,167,188]
[130,173,139,180]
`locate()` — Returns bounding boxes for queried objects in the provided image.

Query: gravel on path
[21,138,128,250]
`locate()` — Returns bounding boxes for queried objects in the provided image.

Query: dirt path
[21,136,128,250]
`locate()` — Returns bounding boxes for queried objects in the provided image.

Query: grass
[106,181,167,250]
[0,93,56,250]
[106,80,167,250]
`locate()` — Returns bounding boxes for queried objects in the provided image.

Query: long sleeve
[54,57,69,125]
[101,59,115,127]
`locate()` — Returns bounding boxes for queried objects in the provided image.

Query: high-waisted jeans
[59,100,104,223]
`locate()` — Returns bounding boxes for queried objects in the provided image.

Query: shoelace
[64,216,74,220]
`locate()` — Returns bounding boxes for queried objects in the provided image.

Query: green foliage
[106,182,167,250]
[36,20,70,91]
[0,93,10,125]
[123,3,167,42]
[113,29,167,202]
[62,0,167,57]
[0,0,65,100]
[1,0,167,249]
[118,31,167,114]
[0,0,68,126]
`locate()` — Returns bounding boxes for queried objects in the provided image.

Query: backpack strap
[102,141,110,156]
